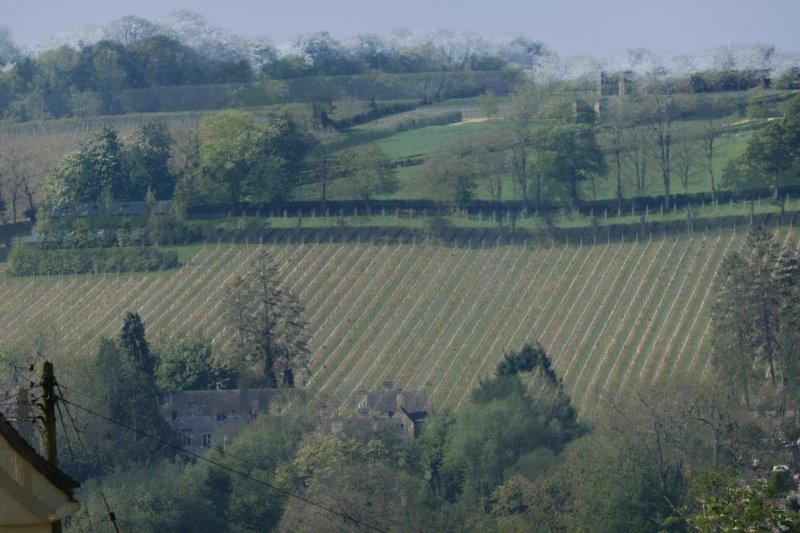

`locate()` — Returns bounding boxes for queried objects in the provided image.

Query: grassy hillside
[296,115,762,202]
[3,222,792,413]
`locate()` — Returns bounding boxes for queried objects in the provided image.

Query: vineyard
[0,224,795,413]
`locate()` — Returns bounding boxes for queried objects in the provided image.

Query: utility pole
[40,361,62,533]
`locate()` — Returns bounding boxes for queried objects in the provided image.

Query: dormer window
[216,413,227,422]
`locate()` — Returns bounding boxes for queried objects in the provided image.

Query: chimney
[15,386,33,444]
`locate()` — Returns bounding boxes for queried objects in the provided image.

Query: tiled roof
[360,386,431,417]
[163,388,304,417]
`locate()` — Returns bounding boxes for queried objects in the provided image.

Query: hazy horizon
[5,0,800,56]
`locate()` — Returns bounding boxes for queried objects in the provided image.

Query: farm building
[162,388,305,453]
[334,382,431,442]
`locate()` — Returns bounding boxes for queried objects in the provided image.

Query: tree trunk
[519,178,529,209]
[615,150,623,209]
[774,173,780,199]
[570,176,580,209]
[708,141,716,202]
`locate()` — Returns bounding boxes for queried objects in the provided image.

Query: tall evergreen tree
[120,311,156,377]
[225,250,308,388]
[712,228,800,411]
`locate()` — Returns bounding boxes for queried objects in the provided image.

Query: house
[338,382,431,442]
[0,413,80,532]
[161,388,304,453]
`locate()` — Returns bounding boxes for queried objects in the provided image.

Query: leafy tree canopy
[198,110,310,204]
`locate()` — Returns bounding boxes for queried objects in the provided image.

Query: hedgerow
[8,246,180,276]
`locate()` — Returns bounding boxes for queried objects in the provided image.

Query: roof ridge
[0,412,80,500]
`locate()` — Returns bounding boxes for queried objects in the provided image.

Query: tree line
[0,36,252,121]
[417,85,800,214]
[40,108,398,212]
[0,29,521,123]
[26,86,800,227]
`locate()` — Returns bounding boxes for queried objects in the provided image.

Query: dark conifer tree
[120,311,156,376]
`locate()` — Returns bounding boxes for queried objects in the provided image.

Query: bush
[36,217,202,249]
[425,213,452,241]
[156,336,235,393]
[7,246,179,276]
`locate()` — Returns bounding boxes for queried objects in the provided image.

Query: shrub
[8,246,179,276]
[36,217,202,249]
[332,100,421,129]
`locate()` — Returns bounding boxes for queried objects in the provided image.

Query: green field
[296,114,761,202]
[2,222,791,414]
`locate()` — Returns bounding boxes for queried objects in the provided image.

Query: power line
[57,395,389,533]
[54,382,414,531]
[0,383,40,405]
[55,384,119,533]
[54,400,93,533]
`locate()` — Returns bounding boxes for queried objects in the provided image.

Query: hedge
[332,100,421,129]
[8,246,180,276]
[36,221,202,250]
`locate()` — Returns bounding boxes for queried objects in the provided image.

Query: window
[202,433,212,447]
[181,430,192,447]
[216,413,227,422]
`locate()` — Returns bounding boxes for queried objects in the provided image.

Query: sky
[3,0,799,56]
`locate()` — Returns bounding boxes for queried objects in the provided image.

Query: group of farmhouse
[0,379,429,530]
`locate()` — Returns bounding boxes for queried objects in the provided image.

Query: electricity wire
[58,394,390,533]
